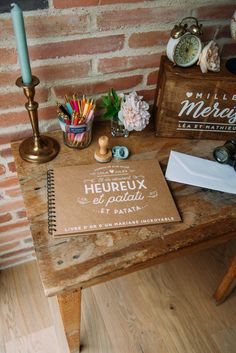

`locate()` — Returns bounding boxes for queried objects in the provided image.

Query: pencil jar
[59,117,94,149]
[57,95,96,149]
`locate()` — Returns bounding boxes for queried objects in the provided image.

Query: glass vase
[111,116,129,137]
[62,120,93,149]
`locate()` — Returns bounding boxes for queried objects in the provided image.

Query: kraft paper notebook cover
[47,159,181,237]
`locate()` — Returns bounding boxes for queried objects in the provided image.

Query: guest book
[47,159,181,237]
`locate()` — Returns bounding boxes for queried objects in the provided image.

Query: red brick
[33,60,91,83]
[0,108,59,144]
[0,229,31,244]
[201,25,218,43]
[0,220,28,234]
[29,35,125,61]
[97,7,187,30]
[7,161,16,173]
[0,128,32,145]
[0,246,34,259]
[16,210,27,219]
[54,0,98,7]
[101,0,151,3]
[5,188,22,198]
[0,251,35,268]
[0,14,89,41]
[0,213,12,224]
[201,24,231,43]
[55,75,143,98]
[0,65,90,88]
[0,203,25,217]
[0,148,13,158]
[26,14,89,38]
[0,70,20,88]
[222,42,236,58]
[147,71,158,86]
[0,88,49,110]
[0,48,17,65]
[0,176,20,190]
[196,4,236,20]
[53,0,150,7]
[0,18,13,41]
[218,25,231,39]
[129,31,169,48]
[0,241,21,254]
[137,89,156,103]
[0,106,57,129]
[0,164,6,175]
[98,53,162,74]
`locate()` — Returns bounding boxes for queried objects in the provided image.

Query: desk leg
[214,254,236,304]
[57,288,81,353]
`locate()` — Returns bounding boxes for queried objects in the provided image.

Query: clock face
[174,34,202,67]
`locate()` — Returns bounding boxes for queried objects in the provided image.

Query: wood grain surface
[154,56,236,140]
[1,250,236,353]
[11,123,236,297]
[214,254,236,303]
[58,289,81,353]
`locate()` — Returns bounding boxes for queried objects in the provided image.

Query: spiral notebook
[47,160,181,237]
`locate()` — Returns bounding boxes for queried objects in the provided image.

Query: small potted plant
[101,88,129,137]
[101,89,150,137]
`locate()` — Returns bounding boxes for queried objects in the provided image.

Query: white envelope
[165,151,236,195]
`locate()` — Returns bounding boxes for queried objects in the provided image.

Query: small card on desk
[165,151,236,194]
[47,159,181,237]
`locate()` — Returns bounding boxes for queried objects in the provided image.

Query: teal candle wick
[11,3,20,10]
[11,2,32,84]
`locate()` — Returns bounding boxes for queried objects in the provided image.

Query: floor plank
[0,262,52,342]
[0,241,236,353]
[5,326,60,353]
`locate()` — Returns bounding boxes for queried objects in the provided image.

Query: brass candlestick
[16,76,60,163]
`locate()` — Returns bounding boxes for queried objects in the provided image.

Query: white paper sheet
[165,151,236,194]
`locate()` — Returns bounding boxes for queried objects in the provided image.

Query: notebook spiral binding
[47,169,57,235]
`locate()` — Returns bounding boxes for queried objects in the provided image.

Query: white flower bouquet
[118,91,150,131]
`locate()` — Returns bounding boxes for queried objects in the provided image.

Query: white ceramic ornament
[197,40,220,73]
[231,11,236,40]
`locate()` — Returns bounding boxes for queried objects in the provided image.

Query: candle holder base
[19,135,60,164]
[16,75,60,164]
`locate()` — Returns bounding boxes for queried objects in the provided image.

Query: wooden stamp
[94,135,112,163]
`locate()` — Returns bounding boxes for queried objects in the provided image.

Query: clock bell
[166,17,203,68]
[170,17,203,39]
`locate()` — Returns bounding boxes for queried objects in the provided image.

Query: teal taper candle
[11,3,32,84]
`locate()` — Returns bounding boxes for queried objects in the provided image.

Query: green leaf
[111,89,121,110]
[101,88,121,118]
[101,95,110,107]
[102,113,112,120]
[108,90,113,102]
[112,88,119,103]
[107,106,117,116]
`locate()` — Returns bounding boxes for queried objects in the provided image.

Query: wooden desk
[11,124,236,353]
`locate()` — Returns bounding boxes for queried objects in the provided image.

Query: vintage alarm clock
[166,17,203,67]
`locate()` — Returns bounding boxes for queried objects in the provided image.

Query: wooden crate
[154,56,236,140]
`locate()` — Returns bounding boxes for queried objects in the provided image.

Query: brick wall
[0,0,235,269]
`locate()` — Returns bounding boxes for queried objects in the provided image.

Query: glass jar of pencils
[57,95,95,149]
[59,118,93,149]
[62,119,93,149]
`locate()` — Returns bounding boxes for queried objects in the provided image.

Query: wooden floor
[1,240,236,353]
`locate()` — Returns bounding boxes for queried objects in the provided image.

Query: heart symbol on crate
[186,92,193,98]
